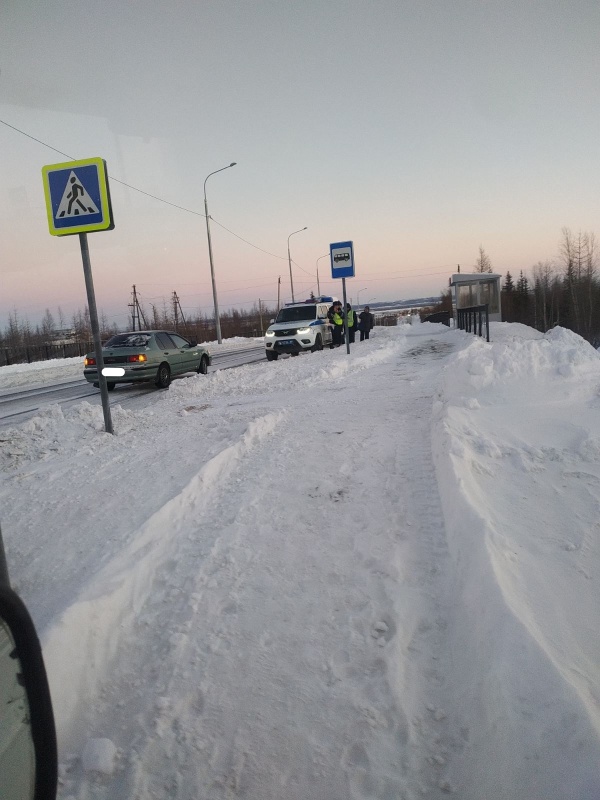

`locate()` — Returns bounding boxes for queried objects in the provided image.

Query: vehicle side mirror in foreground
[189,339,198,347]
[0,585,57,800]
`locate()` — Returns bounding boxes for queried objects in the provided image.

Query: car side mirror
[188,338,198,347]
[0,585,58,800]
[269,319,275,324]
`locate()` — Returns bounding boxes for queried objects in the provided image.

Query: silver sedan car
[83,330,211,390]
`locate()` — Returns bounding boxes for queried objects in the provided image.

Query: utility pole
[173,291,179,331]
[129,285,148,330]
[258,298,264,336]
[129,284,138,331]
[172,292,186,332]
[277,276,281,312]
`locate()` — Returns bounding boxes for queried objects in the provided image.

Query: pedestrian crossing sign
[42,157,114,236]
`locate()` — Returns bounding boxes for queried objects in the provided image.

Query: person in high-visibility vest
[327,302,345,347]
[346,303,358,344]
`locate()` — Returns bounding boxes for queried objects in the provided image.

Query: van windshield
[276,305,317,323]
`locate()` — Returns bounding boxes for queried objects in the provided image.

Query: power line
[0,117,305,265]
[209,217,288,261]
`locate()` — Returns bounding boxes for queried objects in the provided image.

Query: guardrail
[456,304,490,342]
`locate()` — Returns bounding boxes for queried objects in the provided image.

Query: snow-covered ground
[1,322,599,800]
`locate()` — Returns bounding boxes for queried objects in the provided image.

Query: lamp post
[287,227,307,303]
[204,162,236,344]
[357,287,368,306]
[315,254,329,296]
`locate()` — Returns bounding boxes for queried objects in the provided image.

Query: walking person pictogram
[61,177,95,216]
[55,170,100,219]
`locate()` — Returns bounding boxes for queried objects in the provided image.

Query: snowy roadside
[0,336,262,390]
[1,322,599,799]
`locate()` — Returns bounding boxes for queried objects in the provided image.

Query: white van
[264,297,335,360]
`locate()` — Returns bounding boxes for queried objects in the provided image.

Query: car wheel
[197,355,209,375]
[291,352,299,357]
[106,382,116,392]
[312,335,323,352]
[155,363,171,389]
[92,382,99,388]
[266,351,278,361]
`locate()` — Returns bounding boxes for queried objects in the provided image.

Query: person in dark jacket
[346,303,358,344]
[358,306,374,341]
[327,302,345,347]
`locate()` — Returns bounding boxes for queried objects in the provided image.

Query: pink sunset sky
[2,1,600,329]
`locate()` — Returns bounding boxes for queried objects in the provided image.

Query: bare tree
[6,309,21,349]
[474,246,492,273]
[41,308,55,341]
[558,227,598,336]
[532,261,555,332]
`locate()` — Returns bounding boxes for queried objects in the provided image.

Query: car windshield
[276,306,317,323]
[104,333,151,348]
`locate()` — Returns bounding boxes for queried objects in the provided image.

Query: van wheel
[106,382,116,391]
[266,351,278,361]
[312,335,323,352]
[155,363,171,389]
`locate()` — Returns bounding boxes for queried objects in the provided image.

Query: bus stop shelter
[449,273,502,323]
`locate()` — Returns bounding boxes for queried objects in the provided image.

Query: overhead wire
[3,117,448,288]
[2,117,451,319]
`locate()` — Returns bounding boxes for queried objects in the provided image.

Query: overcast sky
[2,0,600,330]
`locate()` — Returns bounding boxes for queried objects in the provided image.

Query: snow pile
[0,356,83,389]
[82,738,117,775]
[432,323,600,798]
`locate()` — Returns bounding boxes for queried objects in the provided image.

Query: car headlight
[265,330,275,337]
[296,328,310,334]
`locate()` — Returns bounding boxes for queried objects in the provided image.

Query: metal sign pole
[79,233,113,435]
[342,277,350,354]
[330,240,355,356]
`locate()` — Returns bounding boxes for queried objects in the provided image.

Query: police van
[264,297,336,360]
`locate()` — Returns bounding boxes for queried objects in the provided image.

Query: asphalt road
[0,345,267,428]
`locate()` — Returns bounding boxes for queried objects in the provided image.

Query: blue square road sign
[330,241,355,279]
[42,157,114,236]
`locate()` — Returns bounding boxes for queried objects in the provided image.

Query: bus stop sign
[330,241,355,279]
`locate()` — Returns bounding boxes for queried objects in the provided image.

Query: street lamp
[357,287,368,306]
[316,254,329,296]
[287,227,307,303]
[204,162,236,344]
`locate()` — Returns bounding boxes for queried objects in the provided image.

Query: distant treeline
[500,228,600,347]
[0,302,279,366]
[424,228,600,348]
[3,227,600,365]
